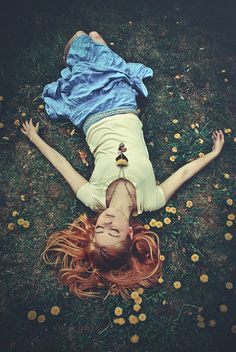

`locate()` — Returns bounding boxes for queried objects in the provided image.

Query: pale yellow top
[76,113,166,216]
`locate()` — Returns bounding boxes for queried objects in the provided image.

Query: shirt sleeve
[76,182,93,208]
[154,185,166,210]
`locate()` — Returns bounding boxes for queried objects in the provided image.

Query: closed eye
[95,226,120,237]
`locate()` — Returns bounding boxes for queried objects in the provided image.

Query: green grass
[1,0,236,351]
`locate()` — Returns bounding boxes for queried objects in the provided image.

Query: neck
[108,183,133,219]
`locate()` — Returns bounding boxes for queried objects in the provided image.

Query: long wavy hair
[41,212,163,300]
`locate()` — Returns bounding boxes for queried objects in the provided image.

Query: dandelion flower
[231,325,236,334]
[50,306,60,316]
[199,152,205,158]
[117,318,126,325]
[149,219,157,227]
[224,173,230,179]
[113,318,120,324]
[160,255,165,261]
[197,321,205,328]
[197,314,204,321]
[227,214,235,220]
[233,137,236,143]
[191,254,199,262]
[0,122,4,128]
[27,310,37,320]
[173,281,181,289]
[17,218,25,225]
[134,296,142,305]
[12,210,19,217]
[226,198,233,205]
[200,274,208,283]
[138,313,146,321]
[169,155,176,162]
[175,74,181,80]
[156,221,163,228]
[170,207,177,214]
[144,224,150,230]
[172,119,178,124]
[130,334,139,343]
[191,123,196,129]
[133,304,141,312]
[0,96,4,101]
[165,206,171,212]
[198,138,204,144]
[172,146,178,153]
[14,119,20,127]
[7,223,15,231]
[114,307,123,316]
[131,291,139,299]
[137,288,144,295]
[219,304,228,313]
[197,306,204,313]
[224,232,233,240]
[128,315,139,325]
[225,282,233,289]
[21,112,26,117]
[226,220,233,226]
[224,128,231,133]
[20,195,26,201]
[22,220,30,228]
[38,104,44,110]
[164,217,171,225]
[37,315,46,323]
[186,200,193,208]
[158,277,164,284]
[208,319,216,327]
[174,133,181,139]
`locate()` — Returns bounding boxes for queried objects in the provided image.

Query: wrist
[30,133,39,143]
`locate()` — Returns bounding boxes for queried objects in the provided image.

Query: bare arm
[158,130,224,203]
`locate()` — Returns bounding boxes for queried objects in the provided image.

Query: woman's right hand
[211,129,225,156]
[21,118,40,141]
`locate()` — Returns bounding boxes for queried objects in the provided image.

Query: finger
[22,122,26,129]
[20,128,26,134]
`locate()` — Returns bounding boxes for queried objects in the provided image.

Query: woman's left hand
[21,118,40,141]
[211,129,225,156]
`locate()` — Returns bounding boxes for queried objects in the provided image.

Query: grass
[0,0,236,351]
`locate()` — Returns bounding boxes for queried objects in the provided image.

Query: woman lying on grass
[20,30,225,299]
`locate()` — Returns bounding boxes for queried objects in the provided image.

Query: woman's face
[94,208,133,247]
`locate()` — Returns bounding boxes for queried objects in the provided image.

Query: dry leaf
[79,150,89,166]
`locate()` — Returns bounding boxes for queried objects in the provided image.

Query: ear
[128,226,133,240]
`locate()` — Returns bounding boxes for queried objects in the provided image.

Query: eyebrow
[95,226,120,237]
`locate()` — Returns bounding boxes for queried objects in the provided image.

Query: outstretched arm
[21,118,88,195]
[158,130,225,204]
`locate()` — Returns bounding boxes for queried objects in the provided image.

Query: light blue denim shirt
[42,35,153,134]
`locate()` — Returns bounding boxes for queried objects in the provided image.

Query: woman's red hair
[41,213,163,300]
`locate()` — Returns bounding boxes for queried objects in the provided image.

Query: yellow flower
[225,282,233,289]
[186,200,193,208]
[137,287,144,294]
[149,219,157,227]
[172,119,178,124]
[224,173,230,179]
[138,313,146,321]
[50,306,60,316]
[113,318,120,324]
[27,310,37,320]
[200,274,209,283]
[128,315,139,325]
[17,218,25,225]
[117,318,126,325]
[12,210,19,217]
[37,315,46,323]
[224,232,233,240]
[160,255,165,261]
[22,220,30,228]
[114,307,123,316]
[213,183,220,189]
[197,306,204,313]
[224,128,232,133]
[174,133,181,139]
[134,296,142,305]
[20,195,26,201]
[219,304,228,313]
[227,214,235,220]
[197,321,205,328]
[173,281,181,289]
[162,299,167,305]
[234,137,236,143]
[197,314,204,321]
[164,217,171,224]
[130,334,139,343]
[14,119,20,127]
[191,254,199,262]
[0,122,4,128]
[38,104,44,110]
[131,291,139,299]
[226,198,233,205]
[169,155,176,162]
[208,319,216,327]
[133,304,141,312]
[198,138,204,144]
[0,96,4,101]
[191,123,196,129]
[175,74,181,80]
[157,277,164,284]
[165,206,171,212]
[199,152,205,158]
[144,224,150,230]
[7,223,15,231]
[172,146,178,152]
[195,123,199,128]
[21,112,26,117]
[226,220,233,226]
[170,207,177,214]
[156,221,163,228]
[231,325,236,334]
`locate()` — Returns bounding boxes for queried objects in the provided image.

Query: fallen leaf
[79,150,89,166]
